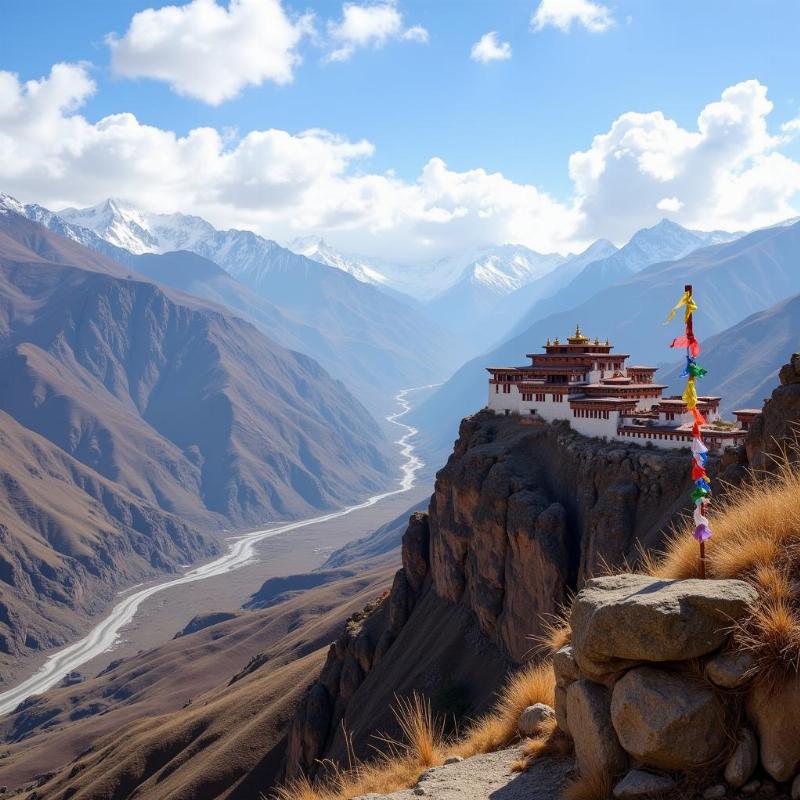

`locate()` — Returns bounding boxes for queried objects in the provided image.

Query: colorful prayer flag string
[666,283,711,577]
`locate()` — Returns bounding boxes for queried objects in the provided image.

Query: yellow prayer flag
[664,290,698,324]
[682,377,698,409]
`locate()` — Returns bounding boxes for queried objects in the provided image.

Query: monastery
[487,325,759,451]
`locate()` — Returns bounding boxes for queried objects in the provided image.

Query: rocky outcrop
[611,666,727,769]
[428,413,693,662]
[570,574,757,678]
[747,675,800,782]
[285,413,699,778]
[745,352,800,470]
[566,678,627,777]
[562,573,800,792]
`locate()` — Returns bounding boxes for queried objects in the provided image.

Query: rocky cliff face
[285,412,696,777]
[746,352,800,469]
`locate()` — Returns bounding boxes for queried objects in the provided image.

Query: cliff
[286,411,696,777]
[746,352,800,469]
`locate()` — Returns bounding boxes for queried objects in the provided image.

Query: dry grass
[454,660,556,758]
[274,661,559,800]
[561,763,613,800]
[534,601,574,655]
[642,450,800,687]
[273,693,445,800]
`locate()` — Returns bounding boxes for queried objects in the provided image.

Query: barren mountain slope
[0,409,214,676]
[3,564,396,797]
[0,210,392,673]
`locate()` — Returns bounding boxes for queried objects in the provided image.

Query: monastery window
[495,385,499,394]
[536,393,545,402]
[522,393,533,402]
[503,384,511,394]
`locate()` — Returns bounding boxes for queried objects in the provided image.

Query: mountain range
[9,197,456,417]
[0,207,392,674]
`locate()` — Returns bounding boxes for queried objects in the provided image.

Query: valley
[0,385,438,717]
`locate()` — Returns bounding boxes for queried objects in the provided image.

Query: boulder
[554,685,569,735]
[610,666,727,770]
[747,675,800,782]
[518,703,555,737]
[571,574,757,678]
[792,774,800,800]
[706,651,754,689]
[613,769,676,798]
[724,727,758,788]
[553,645,580,688]
[567,679,627,778]
[703,785,727,799]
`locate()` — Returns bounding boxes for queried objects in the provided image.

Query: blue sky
[2,0,800,259]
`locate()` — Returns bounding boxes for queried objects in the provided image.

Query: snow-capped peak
[289,236,388,286]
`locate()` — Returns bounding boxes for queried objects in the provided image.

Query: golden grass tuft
[274,660,561,800]
[454,659,556,758]
[561,763,613,800]
[534,600,574,656]
[643,448,800,686]
[273,693,445,800]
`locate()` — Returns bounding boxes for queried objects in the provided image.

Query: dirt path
[355,749,571,800]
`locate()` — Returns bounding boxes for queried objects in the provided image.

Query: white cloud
[657,197,683,212]
[470,32,512,64]
[531,0,614,33]
[108,0,313,105]
[569,79,800,240]
[1,65,799,260]
[781,117,800,138]
[325,1,428,62]
[402,25,429,43]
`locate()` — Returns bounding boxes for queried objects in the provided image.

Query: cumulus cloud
[570,79,800,240]
[1,65,799,260]
[657,197,683,212]
[108,0,312,105]
[531,0,614,33]
[325,1,428,62]
[470,32,512,63]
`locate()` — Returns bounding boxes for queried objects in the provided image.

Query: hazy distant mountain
[507,219,739,340]
[486,239,618,345]
[10,197,457,415]
[661,292,800,413]
[290,235,389,287]
[411,221,800,455]
[422,245,567,352]
[0,210,393,667]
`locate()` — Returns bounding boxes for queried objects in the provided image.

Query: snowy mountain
[290,236,389,287]
[486,238,619,345]
[506,219,742,340]
[19,196,458,415]
[422,244,568,353]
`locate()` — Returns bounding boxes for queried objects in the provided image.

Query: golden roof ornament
[567,323,589,344]
[546,337,551,346]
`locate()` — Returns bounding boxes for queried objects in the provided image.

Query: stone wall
[555,574,800,797]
